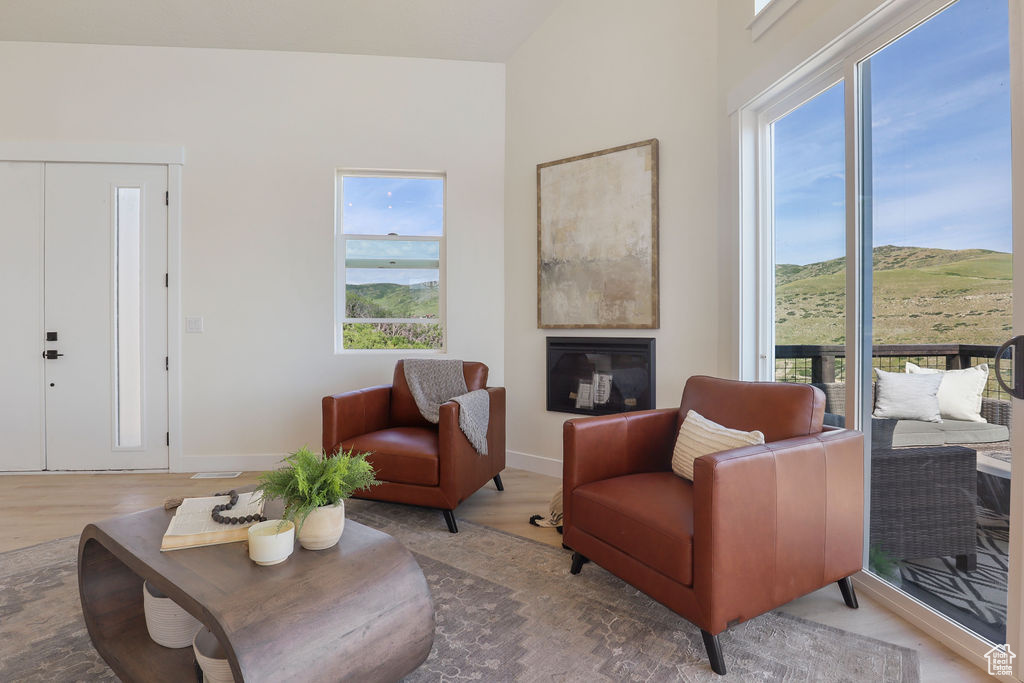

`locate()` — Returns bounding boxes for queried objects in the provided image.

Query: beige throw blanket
[403,359,489,455]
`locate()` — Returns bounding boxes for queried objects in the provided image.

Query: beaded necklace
[210,490,267,525]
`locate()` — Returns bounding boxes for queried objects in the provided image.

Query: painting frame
[537,139,659,329]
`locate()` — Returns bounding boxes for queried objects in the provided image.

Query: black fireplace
[546,337,655,416]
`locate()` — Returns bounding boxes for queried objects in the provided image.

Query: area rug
[0,500,919,682]
[900,504,1009,644]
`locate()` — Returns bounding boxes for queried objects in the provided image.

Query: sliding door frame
[734,0,1023,676]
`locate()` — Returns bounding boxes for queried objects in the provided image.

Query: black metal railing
[775,343,1010,401]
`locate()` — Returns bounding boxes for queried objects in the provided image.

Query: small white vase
[247,519,295,566]
[297,501,345,550]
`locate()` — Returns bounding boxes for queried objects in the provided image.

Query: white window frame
[334,169,447,353]
[733,0,1024,675]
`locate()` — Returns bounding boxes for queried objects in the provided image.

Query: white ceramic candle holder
[247,519,295,566]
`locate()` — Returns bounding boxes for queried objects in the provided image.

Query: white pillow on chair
[872,368,942,422]
[671,409,765,482]
[905,361,988,423]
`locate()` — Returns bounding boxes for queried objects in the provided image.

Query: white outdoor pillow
[671,409,765,482]
[905,361,989,423]
[873,368,943,422]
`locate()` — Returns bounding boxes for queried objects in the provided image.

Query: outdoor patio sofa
[812,382,1010,448]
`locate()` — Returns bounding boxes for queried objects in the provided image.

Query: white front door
[0,162,168,471]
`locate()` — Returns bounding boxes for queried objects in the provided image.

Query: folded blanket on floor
[403,358,489,454]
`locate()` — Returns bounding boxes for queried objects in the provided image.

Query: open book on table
[161,491,266,551]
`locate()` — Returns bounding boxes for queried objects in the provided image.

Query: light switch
[185,316,204,333]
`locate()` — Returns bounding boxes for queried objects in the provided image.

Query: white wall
[715,0,890,379]
[718,0,888,106]
[0,41,505,469]
[503,0,720,474]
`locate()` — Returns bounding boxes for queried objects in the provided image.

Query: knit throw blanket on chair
[403,359,490,455]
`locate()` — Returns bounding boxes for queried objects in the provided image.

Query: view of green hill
[344,281,442,349]
[776,246,1012,345]
[346,281,439,319]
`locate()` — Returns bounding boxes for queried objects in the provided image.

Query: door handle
[42,350,64,360]
[994,335,1024,399]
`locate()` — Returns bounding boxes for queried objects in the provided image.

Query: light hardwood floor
[0,467,987,681]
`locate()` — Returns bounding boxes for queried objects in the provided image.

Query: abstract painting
[537,139,659,328]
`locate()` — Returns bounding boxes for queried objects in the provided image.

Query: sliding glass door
[754,0,1021,668]
[858,0,1013,645]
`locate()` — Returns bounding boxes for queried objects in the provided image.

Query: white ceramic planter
[247,519,295,566]
[142,580,202,648]
[297,501,345,550]
[193,627,233,683]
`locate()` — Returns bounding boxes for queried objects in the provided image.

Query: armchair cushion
[342,427,439,486]
[573,472,694,586]
[671,409,765,481]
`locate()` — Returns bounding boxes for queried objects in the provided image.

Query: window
[754,0,772,13]
[768,81,846,411]
[335,172,445,351]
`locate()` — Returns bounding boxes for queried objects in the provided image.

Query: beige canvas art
[537,139,659,328]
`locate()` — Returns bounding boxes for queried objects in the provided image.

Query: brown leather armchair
[563,376,864,675]
[323,360,506,533]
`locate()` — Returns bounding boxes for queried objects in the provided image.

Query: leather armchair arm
[563,408,678,530]
[322,385,392,456]
[692,426,864,634]
[438,387,506,507]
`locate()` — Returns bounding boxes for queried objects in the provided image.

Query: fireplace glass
[546,337,655,416]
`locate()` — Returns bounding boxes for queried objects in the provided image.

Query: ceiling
[0,0,560,63]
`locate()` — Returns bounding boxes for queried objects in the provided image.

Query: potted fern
[256,446,378,551]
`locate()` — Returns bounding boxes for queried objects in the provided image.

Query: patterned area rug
[0,500,920,682]
[899,505,1009,644]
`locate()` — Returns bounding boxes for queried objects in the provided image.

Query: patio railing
[775,343,1011,401]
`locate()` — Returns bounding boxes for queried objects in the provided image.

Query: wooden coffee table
[78,500,435,682]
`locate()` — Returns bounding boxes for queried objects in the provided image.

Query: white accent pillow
[872,368,942,422]
[905,361,989,423]
[671,409,765,482]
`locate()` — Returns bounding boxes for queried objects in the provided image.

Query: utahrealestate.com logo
[985,644,1016,676]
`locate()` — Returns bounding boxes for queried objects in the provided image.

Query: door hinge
[165,273,169,287]
[165,356,169,371]
[165,191,169,206]
[166,432,170,446]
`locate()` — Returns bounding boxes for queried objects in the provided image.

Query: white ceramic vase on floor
[297,501,345,550]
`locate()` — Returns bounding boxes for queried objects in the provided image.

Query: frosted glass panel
[115,187,142,448]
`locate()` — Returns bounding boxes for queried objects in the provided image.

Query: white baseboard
[176,453,286,473]
[505,450,562,478]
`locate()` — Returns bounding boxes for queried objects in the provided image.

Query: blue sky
[342,175,443,285]
[774,0,1011,266]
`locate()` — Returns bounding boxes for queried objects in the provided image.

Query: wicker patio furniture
[812,382,1011,429]
[812,382,1011,447]
[870,445,977,572]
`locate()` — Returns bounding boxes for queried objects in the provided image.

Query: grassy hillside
[343,281,441,349]
[346,281,439,319]
[776,246,1012,345]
